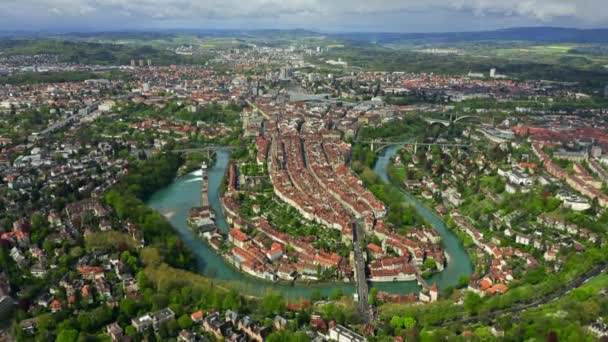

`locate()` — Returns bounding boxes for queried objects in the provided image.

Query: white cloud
[1,0,607,29]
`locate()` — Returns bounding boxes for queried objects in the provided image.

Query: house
[329,324,366,342]
[226,310,239,324]
[274,315,288,331]
[587,319,608,338]
[0,296,15,320]
[203,312,233,339]
[9,247,27,267]
[238,316,270,342]
[178,330,196,342]
[508,169,532,187]
[443,188,463,207]
[37,293,53,308]
[190,310,204,323]
[418,291,431,303]
[78,265,105,280]
[106,323,123,342]
[266,242,284,261]
[515,234,531,246]
[132,314,154,332]
[366,243,383,259]
[429,284,439,302]
[20,318,36,335]
[98,100,116,112]
[277,264,296,281]
[153,308,176,329]
[30,263,48,278]
[229,228,249,248]
[543,249,557,262]
[132,308,175,332]
[50,299,62,313]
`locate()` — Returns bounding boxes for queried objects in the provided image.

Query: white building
[557,193,591,211]
[329,325,366,342]
[515,234,531,246]
[508,170,533,187]
[98,100,116,112]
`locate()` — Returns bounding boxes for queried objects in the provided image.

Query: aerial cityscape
[1,1,608,341]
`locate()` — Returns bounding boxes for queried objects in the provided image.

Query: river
[146,147,473,299]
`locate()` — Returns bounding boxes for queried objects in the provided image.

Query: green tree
[77,313,93,332]
[464,291,483,315]
[177,314,193,330]
[330,288,344,301]
[423,258,437,270]
[125,325,137,338]
[261,292,285,315]
[56,329,79,342]
[390,316,404,330]
[266,330,310,342]
[120,298,139,317]
[403,316,417,330]
[369,288,378,306]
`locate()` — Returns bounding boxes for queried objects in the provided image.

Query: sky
[0,0,607,32]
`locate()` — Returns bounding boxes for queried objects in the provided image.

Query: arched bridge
[358,139,471,153]
[422,114,481,127]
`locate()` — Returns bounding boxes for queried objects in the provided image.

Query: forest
[103,152,195,270]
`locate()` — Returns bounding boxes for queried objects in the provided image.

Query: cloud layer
[1,0,606,31]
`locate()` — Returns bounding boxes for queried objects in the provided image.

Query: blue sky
[0,0,606,32]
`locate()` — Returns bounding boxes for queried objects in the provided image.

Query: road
[434,262,608,327]
[352,222,372,324]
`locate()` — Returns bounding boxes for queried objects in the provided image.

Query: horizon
[2,25,608,36]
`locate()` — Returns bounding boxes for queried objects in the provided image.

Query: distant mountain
[330,27,608,44]
[1,27,607,44]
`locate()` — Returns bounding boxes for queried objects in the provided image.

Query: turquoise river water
[146,146,473,299]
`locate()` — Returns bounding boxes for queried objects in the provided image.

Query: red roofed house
[366,243,383,259]
[50,299,62,313]
[266,242,284,261]
[479,278,493,291]
[228,228,249,248]
[191,310,204,323]
[78,265,105,280]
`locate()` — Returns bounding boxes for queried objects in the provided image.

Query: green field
[492,44,608,69]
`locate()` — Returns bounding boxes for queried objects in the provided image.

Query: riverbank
[373,145,474,290]
[145,148,473,298]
